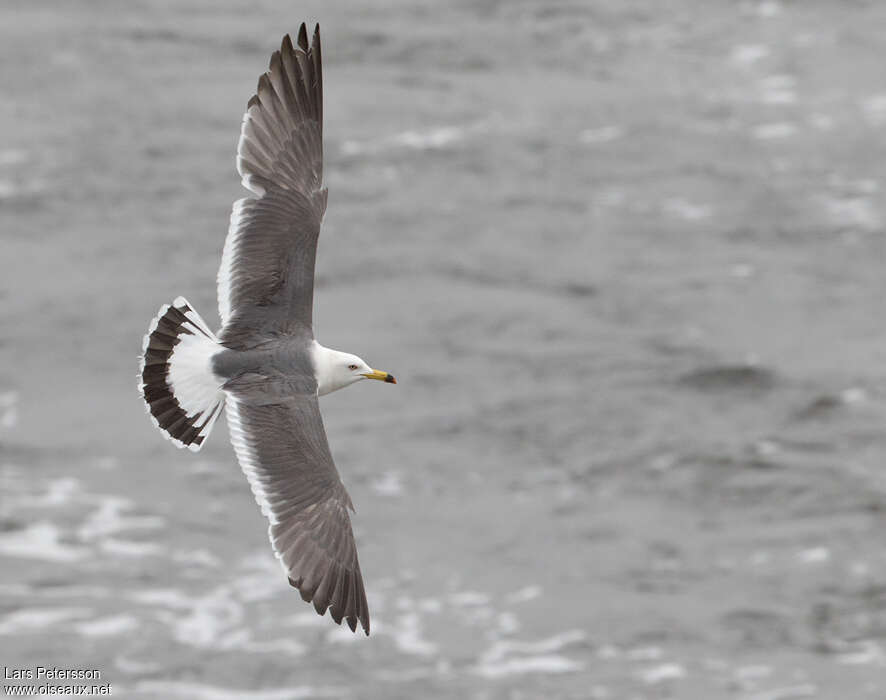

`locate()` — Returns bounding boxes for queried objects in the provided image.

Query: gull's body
[137,25,394,635]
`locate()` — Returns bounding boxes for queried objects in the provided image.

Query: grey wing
[225,392,370,634]
[217,24,327,336]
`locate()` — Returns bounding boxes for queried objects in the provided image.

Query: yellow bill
[363,369,397,384]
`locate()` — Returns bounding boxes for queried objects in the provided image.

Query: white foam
[731,263,756,279]
[481,629,586,665]
[796,547,830,564]
[734,665,773,682]
[627,646,663,661]
[0,149,27,166]
[374,667,436,682]
[167,586,243,648]
[140,582,302,656]
[370,470,403,496]
[99,538,164,557]
[390,612,437,656]
[229,567,284,603]
[753,122,796,139]
[43,477,80,504]
[760,91,796,105]
[341,125,465,156]
[663,198,711,221]
[836,640,886,666]
[324,624,362,646]
[95,456,118,470]
[497,611,520,635]
[0,391,17,429]
[594,188,626,208]
[596,644,621,659]
[16,477,82,508]
[506,585,542,604]
[0,521,88,562]
[808,113,834,131]
[77,496,165,541]
[395,127,463,150]
[579,125,624,144]
[744,684,817,700]
[731,44,769,66]
[340,139,375,155]
[841,387,867,404]
[753,439,779,457]
[114,656,162,674]
[861,94,886,126]
[758,75,796,105]
[638,663,687,684]
[0,180,20,199]
[0,607,91,635]
[474,655,583,679]
[756,1,781,18]
[418,597,443,614]
[4,584,109,599]
[750,550,771,566]
[129,588,195,609]
[824,196,879,230]
[449,591,490,606]
[240,637,307,655]
[850,561,870,578]
[127,681,341,700]
[75,614,139,637]
[286,611,330,628]
[171,548,222,569]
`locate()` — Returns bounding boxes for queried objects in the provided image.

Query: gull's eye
[348,364,359,371]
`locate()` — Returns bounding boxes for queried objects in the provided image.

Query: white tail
[138,297,225,451]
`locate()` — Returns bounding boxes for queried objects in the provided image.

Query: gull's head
[342,353,397,385]
[313,344,396,396]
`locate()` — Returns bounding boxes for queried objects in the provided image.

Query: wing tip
[269,49,282,75]
[288,574,370,635]
[256,72,272,97]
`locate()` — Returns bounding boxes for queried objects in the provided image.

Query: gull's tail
[138,297,225,451]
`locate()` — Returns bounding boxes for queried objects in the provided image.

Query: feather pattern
[225,392,369,634]
[209,24,372,634]
[218,24,327,334]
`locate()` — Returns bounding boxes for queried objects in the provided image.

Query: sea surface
[2,1,886,698]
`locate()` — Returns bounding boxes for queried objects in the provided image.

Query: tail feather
[138,297,225,451]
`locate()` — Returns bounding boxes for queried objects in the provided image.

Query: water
[3,0,886,697]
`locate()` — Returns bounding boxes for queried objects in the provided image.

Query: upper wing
[217,24,327,335]
[225,391,370,634]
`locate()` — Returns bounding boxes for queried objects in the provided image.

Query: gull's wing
[226,392,370,634]
[218,24,327,335]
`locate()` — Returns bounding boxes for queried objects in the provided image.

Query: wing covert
[225,392,370,634]
[218,25,327,334]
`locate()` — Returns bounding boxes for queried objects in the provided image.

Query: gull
[137,24,395,635]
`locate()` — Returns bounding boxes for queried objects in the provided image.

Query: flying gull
[137,24,395,635]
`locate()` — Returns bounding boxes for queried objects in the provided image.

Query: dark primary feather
[226,392,370,635]
[218,24,327,334]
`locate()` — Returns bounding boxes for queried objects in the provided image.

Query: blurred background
[3,0,886,698]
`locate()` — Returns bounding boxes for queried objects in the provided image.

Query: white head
[311,342,397,396]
